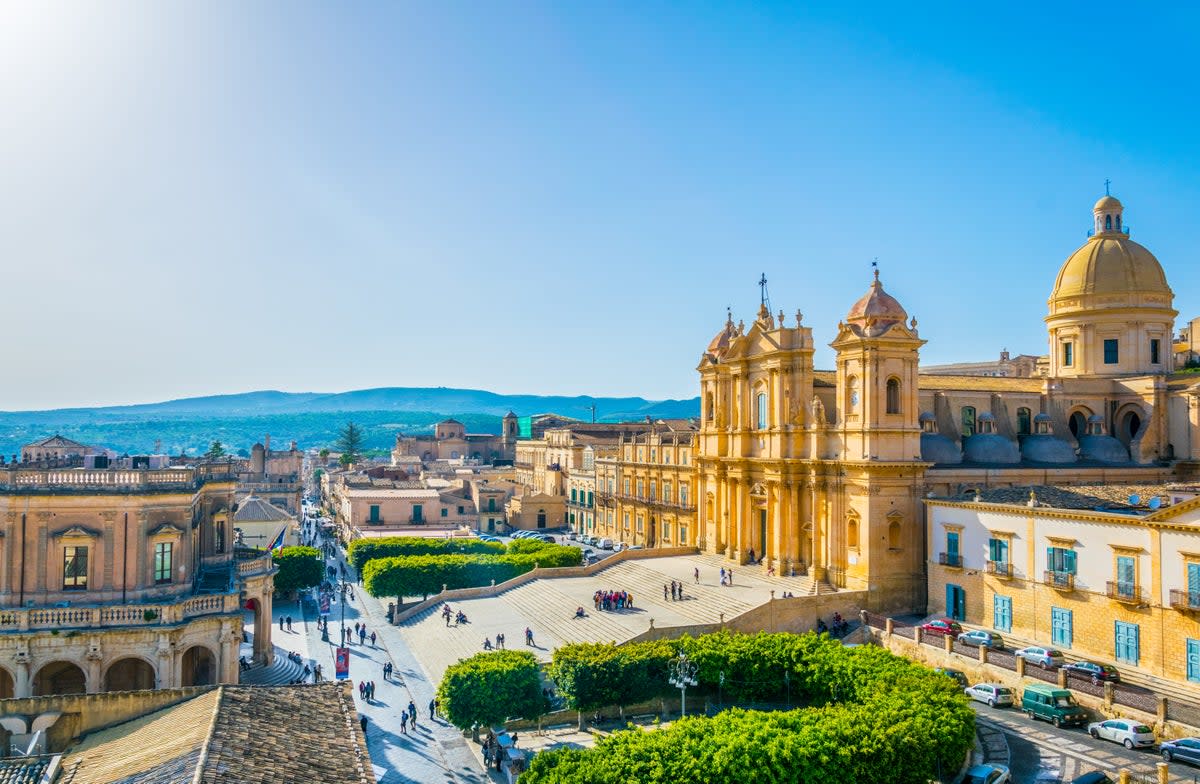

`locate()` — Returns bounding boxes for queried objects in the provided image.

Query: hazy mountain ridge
[0,387,700,457]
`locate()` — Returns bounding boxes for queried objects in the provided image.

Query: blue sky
[2,2,1198,410]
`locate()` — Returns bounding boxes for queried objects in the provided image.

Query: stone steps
[240,651,306,685]
[593,561,755,624]
[499,580,634,646]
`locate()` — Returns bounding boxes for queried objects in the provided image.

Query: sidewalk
[306,541,496,784]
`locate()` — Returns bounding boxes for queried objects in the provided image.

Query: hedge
[437,649,547,733]
[362,545,582,599]
[347,536,504,572]
[530,632,975,784]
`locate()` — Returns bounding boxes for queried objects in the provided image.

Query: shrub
[361,546,582,600]
[272,546,325,596]
[531,632,975,784]
[437,649,547,734]
[347,536,503,572]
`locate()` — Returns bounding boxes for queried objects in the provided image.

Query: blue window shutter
[1189,563,1200,595]
[1047,546,1055,571]
[1064,550,1077,575]
[1188,639,1200,683]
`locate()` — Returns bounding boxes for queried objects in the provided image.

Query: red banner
[335,646,350,680]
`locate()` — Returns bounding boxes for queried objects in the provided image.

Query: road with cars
[970,701,1200,783]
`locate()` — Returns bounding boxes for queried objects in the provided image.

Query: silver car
[1087,719,1155,749]
[964,683,1015,708]
[1015,646,1066,668]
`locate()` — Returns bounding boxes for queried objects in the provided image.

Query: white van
[598,538,614,550]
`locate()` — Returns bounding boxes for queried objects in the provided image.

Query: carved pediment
[148,523,185,538]
[749,482,767,497]
[53,525,100,540]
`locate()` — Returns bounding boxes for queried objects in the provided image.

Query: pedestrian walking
[279,616,285,631]
[408,700,418,727]
[400,711,408,733]
[719,567,726,586]
[360,715,368,734]
[359,626,367,645]
[358,681,365,699]
[369,681,376,701]
[286,615,293,631]
[429,698,436,720]
[694,567,700,584]
[370,631,377,647]
[525,627,534,646]
[728,569,734,585]
[663,583,668,601]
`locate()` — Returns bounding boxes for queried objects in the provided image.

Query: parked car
[1062,661,1120,684]
[964,683,1015,708]
[597,538,614,550]
[934,668,968,687]
[567,531,577,540]
[1087,718,1155,749]
[538,534,557,544]
[613,542,628,552]
[1021,684,1088,727]
[963,764,1010,784]
[1014,646,1066,668]
[1160,736,1200,765]
[921,618,963,637]
[958,630,1004,648]
[477,535,501,543]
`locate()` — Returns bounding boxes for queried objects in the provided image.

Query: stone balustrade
[237,555,274,577]
[0,592,241,632]
[0,466,236,492]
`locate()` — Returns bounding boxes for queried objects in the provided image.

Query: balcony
[938,552,962,568]
[1043,570,1075,591]
[986,560,1012,578]
[1106,582,1144,605]
[0,592,242,633]
[1170,589,1200,611]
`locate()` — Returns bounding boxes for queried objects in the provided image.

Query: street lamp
[668,652,698,718]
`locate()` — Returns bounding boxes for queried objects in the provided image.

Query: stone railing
[0,592,240,632]
[0,467,235,492]
[237,555,274,577]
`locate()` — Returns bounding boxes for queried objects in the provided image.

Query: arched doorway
[1119,409,1144,446]
[33,661,86,696]
[103,657,156,692]
[243,597,269,664]
[181,645,216,687]
[0,667,13,699]
[1068,410,1090,439]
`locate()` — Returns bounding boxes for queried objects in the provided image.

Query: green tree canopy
[204,440,226,459]
[437,650,547,734]
[272,546,324,596]
[335,422,364,465]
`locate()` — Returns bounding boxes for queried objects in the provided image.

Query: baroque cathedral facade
[696,192,1189,612]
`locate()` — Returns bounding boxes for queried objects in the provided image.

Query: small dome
[1078,434,1130,464]
[706,313,737,357]
[921,432,962,465]
[1021,434,1077,464]
[846,272,908,336]
[918,411,936,424]
[1094,194,1123,212]
[963,433,1021,464]
[1033,413,1052,422]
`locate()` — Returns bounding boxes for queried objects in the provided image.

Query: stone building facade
[594,426,697,548]
[0,464,275,698]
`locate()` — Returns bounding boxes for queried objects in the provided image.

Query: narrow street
[972,703,1200,783]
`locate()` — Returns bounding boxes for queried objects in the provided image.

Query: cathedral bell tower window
[886,378,901,415]
[756,393,769,430]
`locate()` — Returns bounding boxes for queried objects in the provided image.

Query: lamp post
[668,652,698,718]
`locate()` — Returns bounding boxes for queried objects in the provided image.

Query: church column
[810,478,825,582]
[770,482,784,572]
[790,480,804,568]
[727,478,739,558]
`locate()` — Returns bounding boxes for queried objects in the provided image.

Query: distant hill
[0,387,700,458]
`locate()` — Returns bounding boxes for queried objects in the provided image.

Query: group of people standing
[482,632,507,650]
[593,589,633,611]
[663,580,687,601]
[342,621,376,647]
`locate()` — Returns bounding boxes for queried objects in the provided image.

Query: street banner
[319,593,331,617]
[335,646,350,680]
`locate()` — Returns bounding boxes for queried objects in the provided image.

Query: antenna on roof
[1128,493,1140,506]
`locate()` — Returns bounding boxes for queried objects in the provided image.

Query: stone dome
[1020,434,1077,464]
[1051,235,1170,302]
[963,433,1021,464]
[1094,194,1122,212]
[921,433,962,464]
[846,272,908,337]
[706,314,737,358]
[1077,416,1130,464]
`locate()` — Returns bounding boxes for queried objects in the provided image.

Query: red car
[921,618,963,636]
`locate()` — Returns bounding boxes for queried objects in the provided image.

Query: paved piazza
[398,553,822,686]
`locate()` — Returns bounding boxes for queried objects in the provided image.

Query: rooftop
[938,483,1178,513]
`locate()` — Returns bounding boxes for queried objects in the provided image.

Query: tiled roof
[24,434,91,450]
[0,757,55,784]
[58,684,370,784]
[233,496,293,523]
[942,483,1175,512]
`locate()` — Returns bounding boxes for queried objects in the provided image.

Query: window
[988,537,1009,566]
[587,491,593,507]
[993,595,1012,633]
[887,520,901,549]
[847,376,859,411]
[1116,555,1135,594]
[946,530,960,566]
[1114,621,1140,665]
[679,524,688,544]
[488,498,496,512]
[662,522,671,542]
[1104,338,1119,364]
[649,481,657,501]
[215,519,226,554]
[536,510,546,527]
[440,507,448,518]
[1047,546,1077,575]
[1188,639,1200,684]
[637,480,644,499]
[961,406,976,438]
[664,451,671,465]
[412,504,423,523]
[1017,407,1032,435]
[1105,214,1112,231]
[154,542,173,584]
[1051,607,1073,647]
[650,449,657,462]
[682,452,688,466]
[705,392,714,421]
[886,378,901,415]
[756,392,769,430]
[680,484,689,506]
[63,546,88,590]
[571,489,577,502]
[1151,338,1161,365]
[847,516,859,549]
[636,515,644,533]
[638,448,644,461]
[663,481,672,503]
[623,513,630,530]
[1189,562,1200,606]
[623,478,630,496]
[1062,341,1074,367]
[369,504,381,523]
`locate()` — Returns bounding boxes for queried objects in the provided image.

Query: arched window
[888,519,901,549]
[756,392,769,430]
[1105,214,1112,230]
[705,392,714,421]
[847,375,859,412]
[847,514,860,549]
[1017,407,1032,435]
[961,406,976,438]
[886,377,901,414]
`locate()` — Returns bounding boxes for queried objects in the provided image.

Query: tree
[319,448,330,460]
[438,650,547,739]
[335,422,364,465]
[272,546,324,596]
[204,440,227,459]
